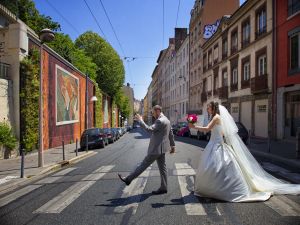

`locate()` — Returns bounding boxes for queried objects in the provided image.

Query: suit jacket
[139,113,175,155]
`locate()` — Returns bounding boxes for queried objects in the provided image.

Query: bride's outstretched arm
[188,115,219,132]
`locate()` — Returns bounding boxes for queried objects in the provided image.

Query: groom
[118,105,175,194]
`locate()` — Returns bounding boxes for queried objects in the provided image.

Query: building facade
[275,0,300,140]
[201,0,273,138]
[122,83,134,126]
[189,0,239,115]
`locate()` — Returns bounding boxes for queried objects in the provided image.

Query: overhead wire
[83,0,107,40]
[162,0,165,48]
[175,0,181,28]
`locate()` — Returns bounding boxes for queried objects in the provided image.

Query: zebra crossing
[0,164,300,217]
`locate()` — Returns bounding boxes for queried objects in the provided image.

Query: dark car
[172,122,188,135]
[103,128,116,143]
[235,122,249,144]
[111,128,120,140]
[80,128,108,150]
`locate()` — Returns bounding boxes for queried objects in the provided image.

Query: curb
[0,151,96,196]
[250,149,300,170]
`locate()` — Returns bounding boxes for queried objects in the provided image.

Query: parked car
[189,114,211,140]
[235,122,249,144]
[111,128,120,140]
[177,126,190,137]
[103,128,116,143]
[172,122,188,135]
[80,128,108,150]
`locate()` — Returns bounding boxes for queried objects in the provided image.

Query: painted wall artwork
[56,65,79,125]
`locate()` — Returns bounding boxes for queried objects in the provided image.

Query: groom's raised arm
[139,119,163,133]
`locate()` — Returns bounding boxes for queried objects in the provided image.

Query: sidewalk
[0,143,97,194]
[249,137,300,171]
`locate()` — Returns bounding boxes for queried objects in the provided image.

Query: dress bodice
[209,124,224,143]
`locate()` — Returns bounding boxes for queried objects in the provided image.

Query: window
[290,31,300,74]
[203,53,207,71]
[222,37,228,59]
[208,50,212,67]
[231,29,238,54]
[232,107,239,113]
[214,45,219,63]
[242,18,250,47]
[258,54,267,76]
[222,69,228,87]
[288,0,300,17]
[256,5,266,38]
[243,62,250,81]
[232,67,238,84]
[214,75,219,91]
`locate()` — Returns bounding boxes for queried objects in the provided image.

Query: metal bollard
[62,140,65,161]
[296,127,300,159]
[20,148,25,178]
[75,139,78,156]
[85,134,88,152]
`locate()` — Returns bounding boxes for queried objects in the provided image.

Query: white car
[189,114,211,140]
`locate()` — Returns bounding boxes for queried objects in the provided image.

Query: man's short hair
[152,105,162,111]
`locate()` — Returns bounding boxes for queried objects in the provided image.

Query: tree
[75,31,125,97]
[0,0,60,33]
[72,49,97,81]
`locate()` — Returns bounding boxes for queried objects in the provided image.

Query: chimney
[169,38,175,45]
[175,28,188,51]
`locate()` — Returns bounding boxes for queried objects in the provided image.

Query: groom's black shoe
[118,174,131,186]
[152,189,168,195]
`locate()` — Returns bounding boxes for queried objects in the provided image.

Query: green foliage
[19,49,40,152]
[0,121,17,150]
[0,0,60,33]
[72,49,97,81]
[47,33,75,63]
[114,91,131,119]
[95,85,103,128]
[75,31,125,97]
[111,100,116,127]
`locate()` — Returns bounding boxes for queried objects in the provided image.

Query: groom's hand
[170,146,175,154]
[134,113,142,121]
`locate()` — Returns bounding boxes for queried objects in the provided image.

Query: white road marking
[0,176,19,185]
[34,165,114,214]
[0,185,42,207]
[175,164,207,215]
[36,167,77,184]
[114,166,152,214]
[265,195,300,216]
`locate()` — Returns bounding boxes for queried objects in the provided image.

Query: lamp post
[38,29,55,167]
[85,73,98,130]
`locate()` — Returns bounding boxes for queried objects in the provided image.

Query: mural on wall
[203,19,220,39]
[104,97,108,124]
[56,65,79,125]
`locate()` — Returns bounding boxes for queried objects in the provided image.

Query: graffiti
[203,20,220,39]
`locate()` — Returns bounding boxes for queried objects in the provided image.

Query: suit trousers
[127,154,167,191]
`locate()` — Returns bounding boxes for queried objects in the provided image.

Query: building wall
[31,40,95,149]
[275,0,300,140]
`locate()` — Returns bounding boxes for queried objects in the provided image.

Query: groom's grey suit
[126,113,175,191]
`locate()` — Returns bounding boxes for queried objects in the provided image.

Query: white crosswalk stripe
[114,166,152,214]
[175,163,215,216]
[36,167,77,185]
[34,165,114,214]
[0,185,42,208]
[265,195,300,216]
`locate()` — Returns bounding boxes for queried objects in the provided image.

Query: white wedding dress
[194,105,300,202]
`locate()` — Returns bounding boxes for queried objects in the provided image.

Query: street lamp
[38,29,55,167]
[85,74,98,130]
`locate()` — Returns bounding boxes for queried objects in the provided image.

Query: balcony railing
[231,46,238,55]
[251,74,268,93]
[218,86,228,99]
[242,39,250,48]
[201,92,207,103]
[241,80,250,89]
[256,26,267,39]
[222,52,228,60]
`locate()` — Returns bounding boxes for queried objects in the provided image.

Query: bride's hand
[188,123,195,129]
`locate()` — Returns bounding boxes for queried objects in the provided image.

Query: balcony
[255,26,267,39]
[241,80,250,89]
[218,86,228,99]
[230,83,238,92]
[251,74,268,93]
[201,92,207,103]
[242,39,250,48]
[222,52,228,60]
[231,46,238,55]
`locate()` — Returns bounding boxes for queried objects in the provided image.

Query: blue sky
[34,0,246,100]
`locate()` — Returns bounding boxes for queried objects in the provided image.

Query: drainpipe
[272,0,277,139]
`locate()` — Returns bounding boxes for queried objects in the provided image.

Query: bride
[188,101,300,202]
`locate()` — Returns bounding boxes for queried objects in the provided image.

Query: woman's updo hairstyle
[208,101,220,119]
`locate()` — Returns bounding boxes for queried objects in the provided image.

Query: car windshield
[85,129,99,135]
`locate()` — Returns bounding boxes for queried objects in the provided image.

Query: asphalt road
[0,128,299,225]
